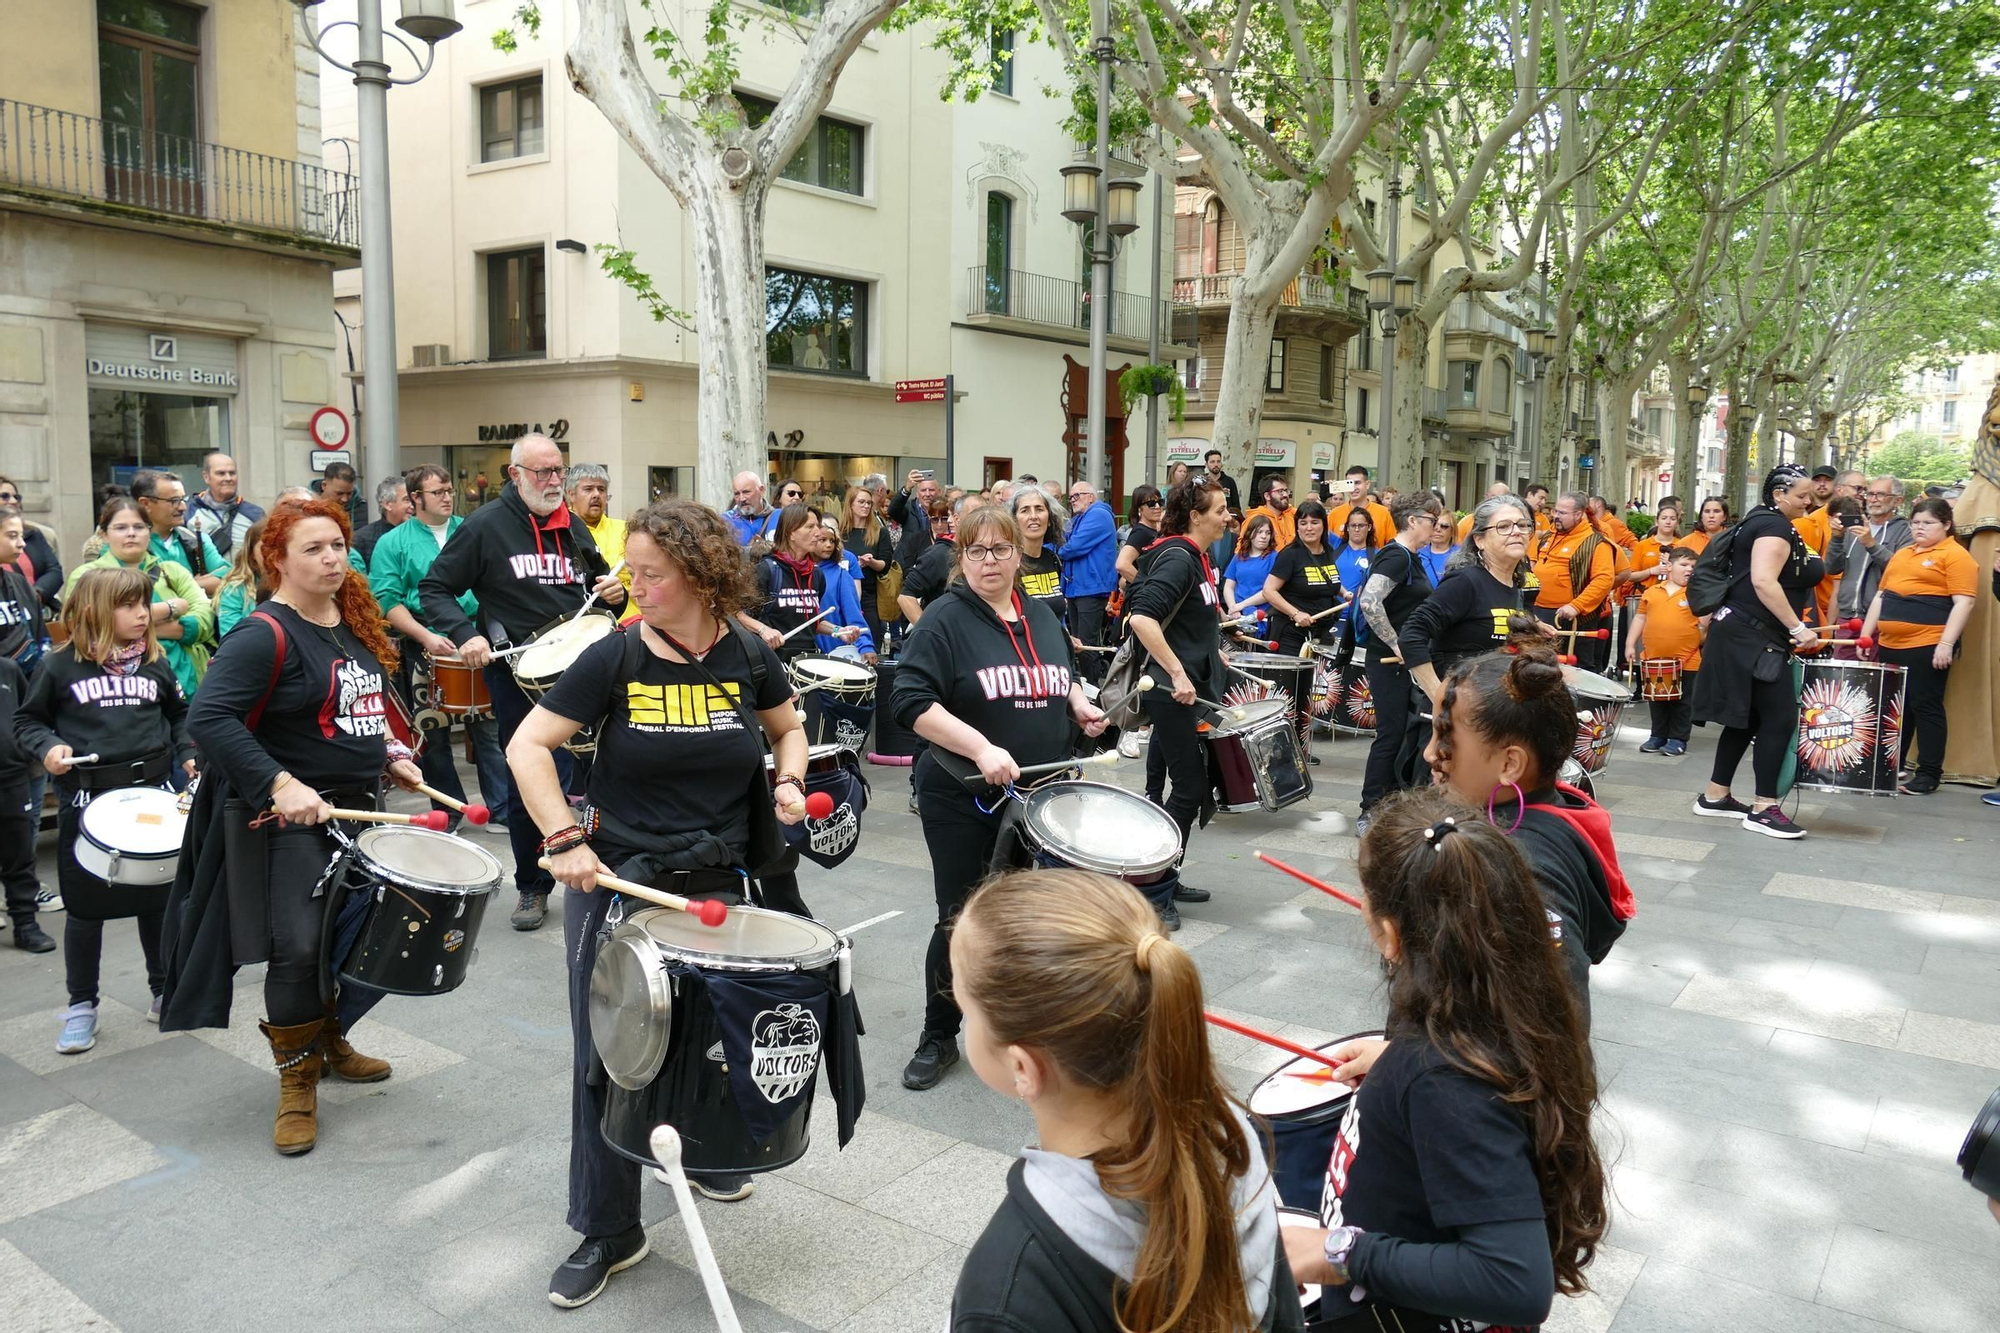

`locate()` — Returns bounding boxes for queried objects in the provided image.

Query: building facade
[0,0,354,557]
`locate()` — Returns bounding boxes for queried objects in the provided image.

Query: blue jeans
[485,665,570,895]
[418,716,510,820]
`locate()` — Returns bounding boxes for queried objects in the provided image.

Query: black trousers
[1142,692,1207,855]
[265,822,394,1029]
[1708,666,1796,800]
[1646,667,1697,743]
[57,796,164,1006]
[0,778,40,924]
[1880,646,1952,779]
[1069,594,1109,683]
[1360,658,1418,810]
[913,756,1005,1040]
[486,665,572,895]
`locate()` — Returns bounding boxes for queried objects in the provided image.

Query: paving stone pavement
[4,722,2000,1332]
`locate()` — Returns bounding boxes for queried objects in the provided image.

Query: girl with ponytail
[1285,787,1608,1330]
[948,870,1305,1333]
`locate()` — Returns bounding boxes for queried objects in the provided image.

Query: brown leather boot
[320,1006,392,1083]
[260,1018,324,1156]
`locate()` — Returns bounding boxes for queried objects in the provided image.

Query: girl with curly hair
[161,499,426,1157]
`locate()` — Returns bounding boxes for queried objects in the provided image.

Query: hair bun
[1503,645,1567,702]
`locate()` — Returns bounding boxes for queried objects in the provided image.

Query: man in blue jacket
[1060,480,1118,679]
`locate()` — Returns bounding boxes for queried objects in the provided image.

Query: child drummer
[1626,546,1705,756]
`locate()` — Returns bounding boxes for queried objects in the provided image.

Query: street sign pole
[944,374,955,487]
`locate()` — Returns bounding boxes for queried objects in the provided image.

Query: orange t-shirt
[1599,514,1639,550]
[1793,508,1837,624]
[1328,501,1394,548]
[1534,523,1618,614]
[1243,504,1297,550]
[1679,528,1714,556]
[1875,541,1979,648]
[1636,582,1703,670]
[1455,511,1476,544]
[1626,536,1667,599]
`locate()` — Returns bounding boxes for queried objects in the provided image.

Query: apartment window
[739,92,863,196]
[767,266,866,376]
[1943,399,1957,426]
[1267,339,1287,392]
[1203,201,1222,275]
[984,192,1012,314]
[1183,356,1203,392]
[486,247,547,360]
[1319,344,1336,402]
[1351,331,1373,372]
[1356,387,1371,431]
[1450,359,1479,409]
[480,76,545,162]
[1492,358,1512,412]
[1645,406,1664,439]
[1944,365,1959,385]
[98,0,202,211]
[989,28,1015,95]
[1364,198,1378,229]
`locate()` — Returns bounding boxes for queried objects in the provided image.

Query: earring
[1486,781,1525,835]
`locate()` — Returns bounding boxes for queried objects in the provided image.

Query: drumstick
[1135,674,1247,723]
[1304,598,1354,624]
[648,1126,746,1333]
[414,782,489,825]
[536,856,730,927]
[68,753,100,765]
[1805,635,1874,650]
[1229,633,1281,651]
[778,615,831,645]
[568,559,629,623]
[324,808,452,830]
[1014,752,1120,778]
[1253,850,1364,910]
[1203,1012,1347,1072]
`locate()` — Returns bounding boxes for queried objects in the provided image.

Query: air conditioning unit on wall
[411,344,451,367]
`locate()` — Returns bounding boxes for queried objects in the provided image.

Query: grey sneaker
[146,995,163,1024]
[511,890,549,931]
[56,1002,97,1055]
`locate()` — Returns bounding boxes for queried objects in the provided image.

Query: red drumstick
[1555,626,1612,641]
[324,807,451,830]
[1204,1012,1346,1072]
[1253,850,1364,910]
[415,782,489,825]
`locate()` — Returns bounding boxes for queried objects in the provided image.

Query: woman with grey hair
[1399,493,1541,707]
[1010,484,1070,627]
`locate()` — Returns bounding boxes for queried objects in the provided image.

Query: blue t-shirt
[1334,544,1374,598]
[1224,551,1277,601]
[1418,543,1459,586]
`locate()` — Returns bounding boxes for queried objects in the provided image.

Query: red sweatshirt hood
[1543,784,1637,920]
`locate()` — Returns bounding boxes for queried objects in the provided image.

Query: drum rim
[513,611,620,680]
[1246,1029,1384,1118]
[790,655,875,682]
[351,825,505,894]
[1225,652,1317,669]
[1561,664,1634,703]
[78,788,185,858]
[590,927,674,1090]
[1020,780,1183,876]
[627,903,845,970]
[1214,696,1292,730]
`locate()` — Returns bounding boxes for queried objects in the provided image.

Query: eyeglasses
[1484,521,1532,535]
[517,465,568,483]
[962,543,1017,563]
[145,494,187,507]
[419,486,453,499]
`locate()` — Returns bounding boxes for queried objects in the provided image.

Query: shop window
[767,266,866,376]
[738,92,863,196]
[487,247,548,360]
[88,387,228,491]
[480,75,546,162]
[98,0,202,214]
[1267,339,1286,393]
[989,28,1015,95]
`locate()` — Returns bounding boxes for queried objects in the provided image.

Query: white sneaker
[1117,732,1141,759]
[56,1001,97,1055]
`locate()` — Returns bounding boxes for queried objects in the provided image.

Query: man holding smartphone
[1827,476,1912,624]
[889,469,941,570]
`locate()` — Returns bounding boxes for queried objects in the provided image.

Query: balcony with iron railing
[0,98,359,252]
[965,266,1178,343]
[1171,271,1367,322]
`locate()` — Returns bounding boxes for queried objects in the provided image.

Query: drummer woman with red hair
[161,499,425,1157]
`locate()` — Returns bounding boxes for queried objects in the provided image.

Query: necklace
[273,596,342,629]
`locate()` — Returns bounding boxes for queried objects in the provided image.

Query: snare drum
[428,651,492,716]
[1206,697,1312,813]
[337,826,502,995]
[1639,658,1683,701]
[1564,666,1633,775]
[1014,781,1183,887]
[76,786,186,888]
[511,613,620,752]
[592,905,849,1175]
[790,656,876,749]
[1794,658,1906,797]
[1246,1033,1378,1209]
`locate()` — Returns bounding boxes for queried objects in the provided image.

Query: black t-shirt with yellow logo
[1269,541,1345,618]
[1397,565,1530,679]
[538,625,790,853]
[1018,547,1066,627]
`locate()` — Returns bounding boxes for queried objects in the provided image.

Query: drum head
[1227,652,1308,670]
[590,923,673,1091]
[634,904,842,969]
[1248,1049,1361,1120]
[791,656,873,685]
[1022,781,1183,878]
[354,826,503,893]
[517,613,617,678]
[80,788,185,856]
[1561,664,1632,704]
[1218,697,1290,731]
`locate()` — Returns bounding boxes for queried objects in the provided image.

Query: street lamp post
[1687,378,1711,495]
[296,0,459,493]
[1364,166,1415,487]
[1060,131,1141,498]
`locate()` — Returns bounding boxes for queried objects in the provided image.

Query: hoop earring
[1486,781,1525,835]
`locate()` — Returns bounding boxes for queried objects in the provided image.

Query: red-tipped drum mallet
[1253,850,1365,910]
[1554,624,1612,644]
[803,790,836,820]
[1203,1011,1347,1071]
[325,807,451,830]
[1806,634,1874,653]
[415,781,489,825]
[537,856,729,927]
[1558,653,1578,665]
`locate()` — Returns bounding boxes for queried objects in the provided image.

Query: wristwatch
[1321,1224,1364,1284]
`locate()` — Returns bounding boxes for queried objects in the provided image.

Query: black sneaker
[1743,806,1806,840]
[1172,883,1211,903]
[1639,737,1666,754]
[901,1034,960,1090]
[511,890,548,931]
[11,919,54,953]
[1902,772,1939,796]
[1158,901,1182,932]
[547,1226,650,1309]
[1693,793,1751,818]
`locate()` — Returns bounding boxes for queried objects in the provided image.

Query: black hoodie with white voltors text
[891,581,1076,769]
[417,482,609,647]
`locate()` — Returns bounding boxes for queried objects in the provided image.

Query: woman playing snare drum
[506,499,811,1308]
[160,500,425,1157]
[889,505,1106,1093]
[17,567,195,1055]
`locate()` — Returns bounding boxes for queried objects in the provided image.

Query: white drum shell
[77,788,186,887]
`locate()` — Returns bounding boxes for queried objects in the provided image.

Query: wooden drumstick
[324,807,452,830]
[1135,674,1247,723]
[1553,624,1612,643]
[536,856,729,926]
[1254,850,1365,910]
[1304,597,1355,624]
[569,558,629,623]
[1013,752,1120,779]
[414,782,489,825]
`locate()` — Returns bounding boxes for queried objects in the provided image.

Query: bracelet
[269,772,294,797]
[541,825,588,855]
[774,774,805,791]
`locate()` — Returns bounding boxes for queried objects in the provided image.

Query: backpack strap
[244,609,288,730]
[174,525,206,576]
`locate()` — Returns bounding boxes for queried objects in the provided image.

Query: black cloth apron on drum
[781,751,868,869]
[694,966,834,1147]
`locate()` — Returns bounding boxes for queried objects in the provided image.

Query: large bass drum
[591,905,850,1175]
[337,826,502,995]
